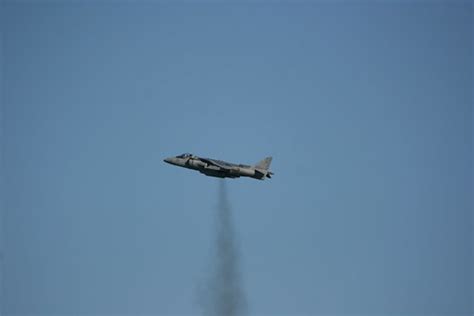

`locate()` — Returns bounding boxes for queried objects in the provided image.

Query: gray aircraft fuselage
[164,153,273,180]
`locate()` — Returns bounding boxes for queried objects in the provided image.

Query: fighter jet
[164,153,274,180]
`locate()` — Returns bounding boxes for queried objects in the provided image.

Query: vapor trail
[206,180,246,316]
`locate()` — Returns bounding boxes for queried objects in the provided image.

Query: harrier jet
[164,153,273,180]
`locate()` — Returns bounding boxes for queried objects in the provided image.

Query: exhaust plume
[202,180,246,316]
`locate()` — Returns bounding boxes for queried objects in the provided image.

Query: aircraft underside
[200,169,240,178]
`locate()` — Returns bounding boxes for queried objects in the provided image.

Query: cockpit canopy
[176,153,193,158]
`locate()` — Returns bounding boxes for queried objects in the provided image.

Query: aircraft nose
[163,157,173,164]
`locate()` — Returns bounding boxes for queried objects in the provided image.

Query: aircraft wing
[200,158,232,170]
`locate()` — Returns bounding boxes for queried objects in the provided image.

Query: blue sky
[1,2,472,315]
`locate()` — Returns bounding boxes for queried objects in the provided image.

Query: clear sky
[1,1,472,315]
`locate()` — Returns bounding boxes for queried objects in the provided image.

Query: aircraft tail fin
[255,157,272,170]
